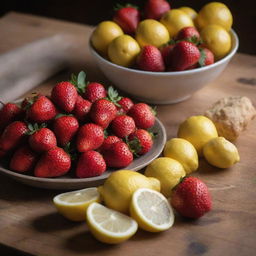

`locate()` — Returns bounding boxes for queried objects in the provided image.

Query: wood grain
[0,12,256,256]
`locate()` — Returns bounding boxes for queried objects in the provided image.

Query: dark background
[1,0,256,54]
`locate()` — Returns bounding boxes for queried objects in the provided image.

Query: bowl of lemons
[89,2,238,104]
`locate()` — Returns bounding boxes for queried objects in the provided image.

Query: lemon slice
[53,187,100,221]
[86,202,138,244]
[130,188,174,232]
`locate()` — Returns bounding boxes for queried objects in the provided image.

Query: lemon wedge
[53,187,100,221]
[86,202,138,244]
[130,188,174,232]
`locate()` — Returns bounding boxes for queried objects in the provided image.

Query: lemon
[200,24,231,60]
[145,157,186,198]
[196,2,233,31]
[108,35,140,67]
[91,21,123,55]
[160,9,194,38]
[130,188,174,232]
[178,115,218,157]
[135,19,170,48]
[163,138,198,174]
[203,137,240,168]
[53,187,100,221]
[86,202,138,244]
[179,7,198,20]
[98,170,160,213]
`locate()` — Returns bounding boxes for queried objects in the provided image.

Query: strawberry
[0,121,28,152]
[103,141,133,168]
[73,95,91,122]
[99,136,121,152]
[76,150,106,178]
[53,114,79,147]
[76,123,104,152]
[176,27,200,42]
[171,177,212,219]
[10,145,37,172]
[128,103,155,129]
[128,129,153,155]
[34,147,71,177]
[160,42,175,68]
[144,0,171,20]
[198,47,214,67]
[27,95,57,123]
[169,41,200,71]
[51,81,78,113]
[113,4,140,34]
[28,124,57,153]
[137,45,165,72]
[117,97,134,114]
[111,115,136,138]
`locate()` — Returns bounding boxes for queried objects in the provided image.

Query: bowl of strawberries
[89,1,239,104]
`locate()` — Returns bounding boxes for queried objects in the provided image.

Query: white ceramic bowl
[89,30,238,104]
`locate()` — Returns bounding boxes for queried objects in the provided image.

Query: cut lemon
[86,202,138,244]
[53,187,100,221]
[130,188,174,232]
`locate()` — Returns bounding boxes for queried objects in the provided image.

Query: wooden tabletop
[0,12,256,256]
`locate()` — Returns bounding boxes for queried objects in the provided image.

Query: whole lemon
[91,21,123,55]
[179,7,198,20]
[108,35,140,67]
[178,115,218,157]
[163,138,198,174]
[145,157,186,198]
[196,2,233,31]
[98,170,160,213]
[203,137,240,168]
[160,9,194,38]
[135,19,170,48]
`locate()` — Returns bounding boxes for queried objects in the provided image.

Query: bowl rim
[89,29,239,76]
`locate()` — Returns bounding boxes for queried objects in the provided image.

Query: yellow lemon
[130,188,174,232]
[163,138,198,174]
[98,170,160,213]
[108,35,140,67]
[53,187,100,221]
[160,9,194,38]
[178,115,218,157]
[203,137,240,168]
[145,157,186,198]
[196,2,233,31]
[179,7,198,20]
[86,202,138,244]
[135,19,170,48]
[200,24,231,60]
[91,21,123,55]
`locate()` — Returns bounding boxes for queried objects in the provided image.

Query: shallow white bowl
[89,30,238,104]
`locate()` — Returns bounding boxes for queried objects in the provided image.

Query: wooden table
[0,12,256,256]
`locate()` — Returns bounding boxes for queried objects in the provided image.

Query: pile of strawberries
[0,71,156,178]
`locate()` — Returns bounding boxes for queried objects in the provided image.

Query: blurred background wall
[1,0,256,54]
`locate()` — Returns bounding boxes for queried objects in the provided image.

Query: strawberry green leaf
[107,86,122,107]
[198,48,206,67]
[55,113,73,119]
[77,71,86,88]
[114,3,138,11]
[127,137,142,157]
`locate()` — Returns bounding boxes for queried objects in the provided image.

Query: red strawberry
[103,141,133,168]
[117,97,134,114]
[137,45,165,72]
[160,43,175,68]
[10,145,37,172]
[128,103,155,129]
[76,123,104,152]
[144,0,171,20]
[0,121,28,152]
[113,4,140,34]
[27,95,57,123]
[76,150,106,178]
[28,124,57,153]
[128,129,153,155]
[73,95,91,122]
[199,47,214,67]
[169,41,200,71]
[100,136,121,152]
[111,115,136,138]
[84,82,106,103]
[51,81,78,113]
[171,177,212,219]
[176,27,200,42]
[34,147,71,177]
[53,115,79,147]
